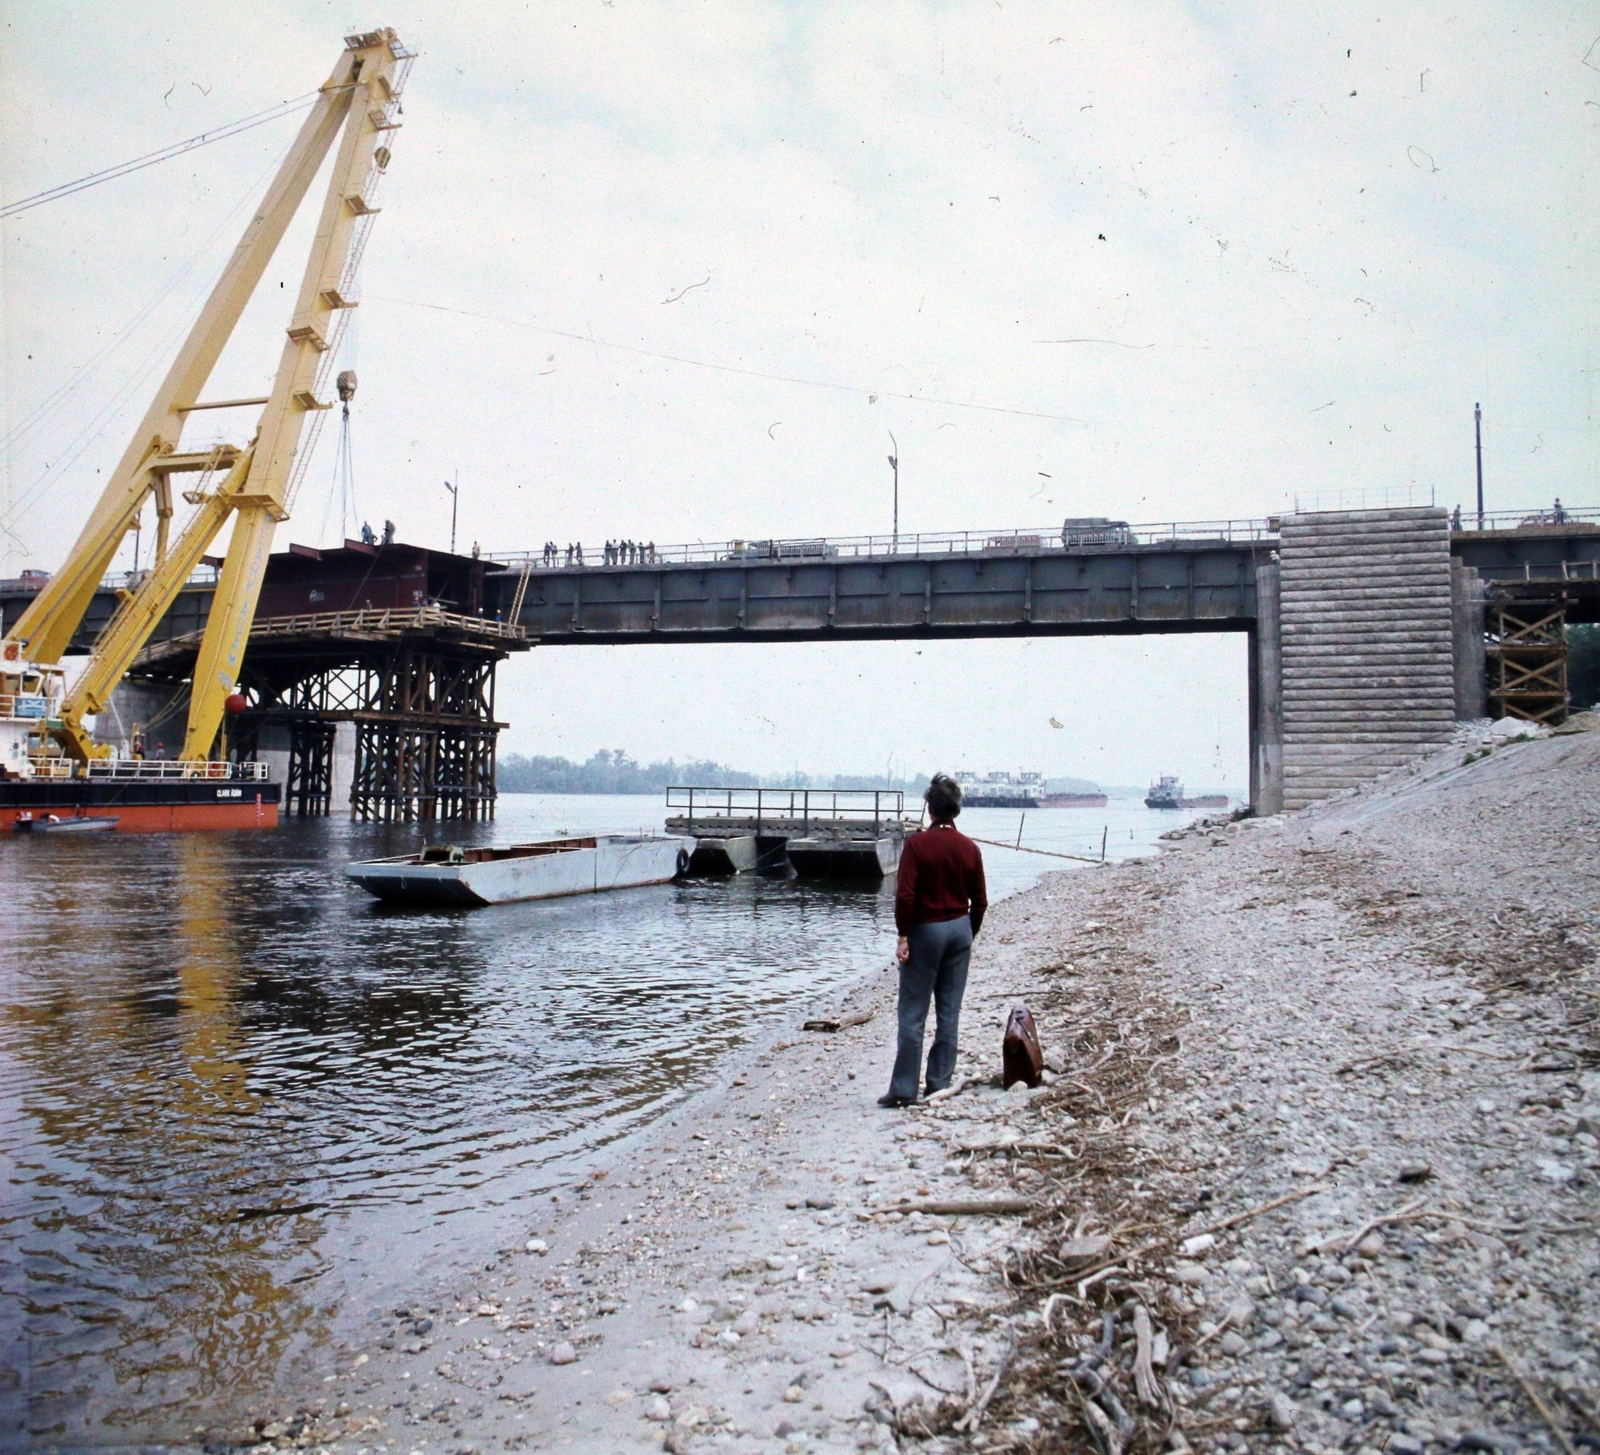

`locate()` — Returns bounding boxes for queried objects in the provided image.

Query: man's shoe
[877,1093,915,1108]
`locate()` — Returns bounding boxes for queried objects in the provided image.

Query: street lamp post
[887,433,899,553]
[444,477,459,555]
[1474,404,1484,531]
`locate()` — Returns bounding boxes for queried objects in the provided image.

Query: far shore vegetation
[496,748,1120,797]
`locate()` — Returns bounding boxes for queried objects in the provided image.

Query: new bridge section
[486,522,1273,643]
[484,512,1600,642]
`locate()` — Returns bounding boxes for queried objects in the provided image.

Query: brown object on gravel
[1002,1005,1044,1087]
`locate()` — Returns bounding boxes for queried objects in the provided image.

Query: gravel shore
[235,722,1598,1455]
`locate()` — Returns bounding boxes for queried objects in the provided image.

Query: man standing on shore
[881,774,988,1108]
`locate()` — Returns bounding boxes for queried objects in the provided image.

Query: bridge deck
[497,539,1264,643]
[5,510,1600,655]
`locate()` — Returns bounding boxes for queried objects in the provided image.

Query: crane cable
[0,141,298,542]
[0,90,326,219]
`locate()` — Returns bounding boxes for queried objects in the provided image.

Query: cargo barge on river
[954,770,1044,808]
[956,771,1107,809]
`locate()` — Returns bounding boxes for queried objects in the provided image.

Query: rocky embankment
[237,722,1598,1455]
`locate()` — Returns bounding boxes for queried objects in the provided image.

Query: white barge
[346,834,692,906]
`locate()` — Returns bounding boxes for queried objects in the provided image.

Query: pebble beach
[210,720,1599,1455]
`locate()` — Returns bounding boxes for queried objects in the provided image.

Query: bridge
[5,506,1598,817]
[489,519,1270,643]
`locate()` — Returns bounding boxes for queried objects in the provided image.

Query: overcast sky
[3,1,1596,789]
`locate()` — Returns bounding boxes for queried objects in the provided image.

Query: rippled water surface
[0,793,1187,1442]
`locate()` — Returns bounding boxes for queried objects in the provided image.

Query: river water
[0,794,1195,1443]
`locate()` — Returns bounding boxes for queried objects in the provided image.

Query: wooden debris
[880,1197,1035,1217]
[1060,1234,1113,1264]
[954,1331,1018,1433]
[802,1008,875,1032]
[1491,1344,1579,1455]
[959,1137,1078,1158]
[1132,1305,1166,1412]
[1081,1393,1124,1455]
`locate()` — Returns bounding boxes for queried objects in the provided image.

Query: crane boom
[4,29,412,763]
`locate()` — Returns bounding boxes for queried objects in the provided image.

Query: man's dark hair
[925,773,962,821]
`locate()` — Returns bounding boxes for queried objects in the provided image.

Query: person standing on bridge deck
[880,773,987,1108]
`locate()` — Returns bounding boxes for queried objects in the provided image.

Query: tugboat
[1145,774,1183,810]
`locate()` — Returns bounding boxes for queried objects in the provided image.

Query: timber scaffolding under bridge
[3,506,1598,816]
[0,540,529,822]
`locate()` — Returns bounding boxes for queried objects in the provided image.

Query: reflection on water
[0,793,1183,1442]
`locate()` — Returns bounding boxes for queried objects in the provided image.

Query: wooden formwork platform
[1487,601,1569,725]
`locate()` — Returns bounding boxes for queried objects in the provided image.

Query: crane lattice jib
[5,29,413,764]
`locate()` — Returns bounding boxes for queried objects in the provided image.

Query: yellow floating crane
[4,29,413,765]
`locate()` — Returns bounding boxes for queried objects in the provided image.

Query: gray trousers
[888,915,973,1099]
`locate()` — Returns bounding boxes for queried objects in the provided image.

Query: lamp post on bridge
[444,477,459,555]
[887,432,899,553]
[1474,404,1483,531]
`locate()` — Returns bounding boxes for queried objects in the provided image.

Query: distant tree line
[496,749,936,796]
[497,750,755,795]
[497,748,1117,797]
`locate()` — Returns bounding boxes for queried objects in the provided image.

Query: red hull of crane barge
[1,778,281,833]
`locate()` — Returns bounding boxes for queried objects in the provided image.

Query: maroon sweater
[895,823,987,937]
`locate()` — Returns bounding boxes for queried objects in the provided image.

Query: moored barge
[346,834,692,906]
[2,647,279,832]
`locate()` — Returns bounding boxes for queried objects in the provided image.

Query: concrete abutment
[1250,507,1486,817]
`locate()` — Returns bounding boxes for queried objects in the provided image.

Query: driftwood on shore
[876,1196,1036,1216]
[802,1008,876,1032]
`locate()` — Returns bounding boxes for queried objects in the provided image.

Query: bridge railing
[665,786,908,833]
[23,757,273,781]
[1488,559,1600,583]
[488,517,1280,571]
[138,606,527,660]
[1459,508,1600,532]
[247,605,525,640]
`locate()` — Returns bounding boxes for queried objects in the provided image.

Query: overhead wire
[1,139,299,460]
[1,139,299,548]
[0,90,327,219]
[366,295,1078,423]
[5,77,395,568]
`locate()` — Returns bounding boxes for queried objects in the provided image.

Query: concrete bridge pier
[1250,507,1486,817]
